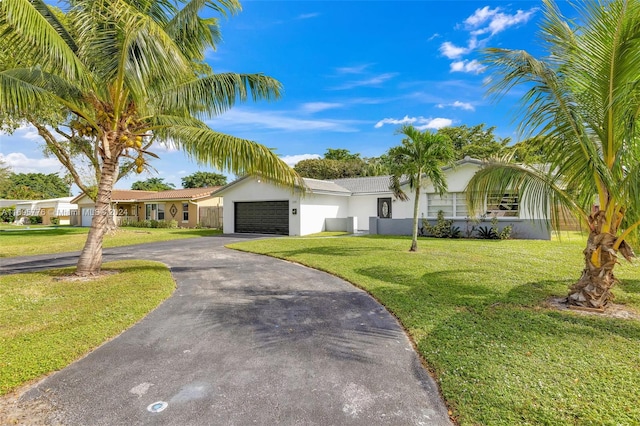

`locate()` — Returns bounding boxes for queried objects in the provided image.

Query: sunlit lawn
[0,226,221,257]
[0,260,175,395]
[229,234,640,425]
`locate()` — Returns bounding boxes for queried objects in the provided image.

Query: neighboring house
[215,157,551,239]
[71,187,222,228]
[14,197,76,225]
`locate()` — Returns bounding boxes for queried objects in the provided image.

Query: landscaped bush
[476,216,512,240]
[28,216,43,224]
[0,207,15,223]
[422,211,461,238]
[50,217,60,225]
[120,219,178,229]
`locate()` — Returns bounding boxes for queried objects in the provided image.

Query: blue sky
[0,0,552,192]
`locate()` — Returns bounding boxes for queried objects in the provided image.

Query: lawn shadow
[355,265,503,309]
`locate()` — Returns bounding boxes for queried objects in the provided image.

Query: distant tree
[294,158,367,180]
[182,171,227,188]
[363,155,392,176]
[0,173,70,199]
[294,148,392,179]
[505,137,547,164]
[0,159,11,193]
[437,124,509,160]
[388,125,455,252]
[131,178,175,191]
[324,148,361,161]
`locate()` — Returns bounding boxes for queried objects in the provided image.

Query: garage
[234,201,289,235]
[81,208,95,227]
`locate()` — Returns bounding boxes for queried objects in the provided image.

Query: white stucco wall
[220,177,302,235]
[299,193,349,235]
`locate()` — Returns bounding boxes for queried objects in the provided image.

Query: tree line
[293,125,545,180]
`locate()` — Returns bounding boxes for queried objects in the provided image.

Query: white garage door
[81,208,95,227]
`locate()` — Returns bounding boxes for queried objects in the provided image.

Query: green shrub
[50,217,60,225]
[422,210,461,238]
[0,207,15,223]
[28,216,43,224]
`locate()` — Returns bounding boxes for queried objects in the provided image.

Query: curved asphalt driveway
[1,235,451,425]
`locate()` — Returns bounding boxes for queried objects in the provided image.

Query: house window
[182,203,189,222]
[145,203,165,220]
[427,193,469,218]
[487,193,519,217]
[377,198,392,218]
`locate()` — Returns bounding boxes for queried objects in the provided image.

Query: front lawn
[229,235,640,425]
[0,226,221,257]
[0,260,175,395]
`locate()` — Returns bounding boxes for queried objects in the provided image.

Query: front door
[377,197,392,218]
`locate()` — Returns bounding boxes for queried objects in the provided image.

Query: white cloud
[296,13,320,20]
[300,102,343,113]
[331,72,398,90]
[210,109,360,132]
[335,64,371,74]
[279,154,321,167]
[0,152,62,174]
[374,115,417,128]
[440,42,470,59]
[416,118,453,130]
[374,116,452,130]
[466,6,537,36]
[437,101,475,111]
[439,6,537,65]
[450,59,486,74]
[464,6,496,27]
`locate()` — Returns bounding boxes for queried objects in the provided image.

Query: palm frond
[156,73,283,118]
[1,0,88,84]
[466,159,588,231]
[165,0,232,60]
[157,123,298,187]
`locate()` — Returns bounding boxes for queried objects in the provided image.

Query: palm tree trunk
[76,157,119,276]
[567,231,618,309]
[410,184,420,252]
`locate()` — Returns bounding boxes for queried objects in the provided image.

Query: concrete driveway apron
[1,235,452,425]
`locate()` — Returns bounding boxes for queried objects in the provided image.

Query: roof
[71,187,221,204]
[135,187,222,201]
[302,178,351,195]
[111,190,156,201]
[333,176,396,194]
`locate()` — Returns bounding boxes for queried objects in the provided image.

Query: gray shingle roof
[302,178,351,194]
[333,176,398,194]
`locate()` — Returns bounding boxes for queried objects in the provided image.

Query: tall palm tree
[0,0,298,275]
[466,0,640,309]
[388,125,454,252]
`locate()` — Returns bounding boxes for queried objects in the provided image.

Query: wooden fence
[199,206,223,229]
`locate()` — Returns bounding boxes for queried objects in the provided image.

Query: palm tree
[0,0,298,275]
[388,125,455,252]
[466,0,640,309]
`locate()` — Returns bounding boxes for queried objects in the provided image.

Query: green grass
[0,226,221,257]
[0,260,175,395]
[228,235,640,425]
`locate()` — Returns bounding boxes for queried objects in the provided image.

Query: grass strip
[0,260,175,395]
[0,227,221,257]
[229,235,640,425]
